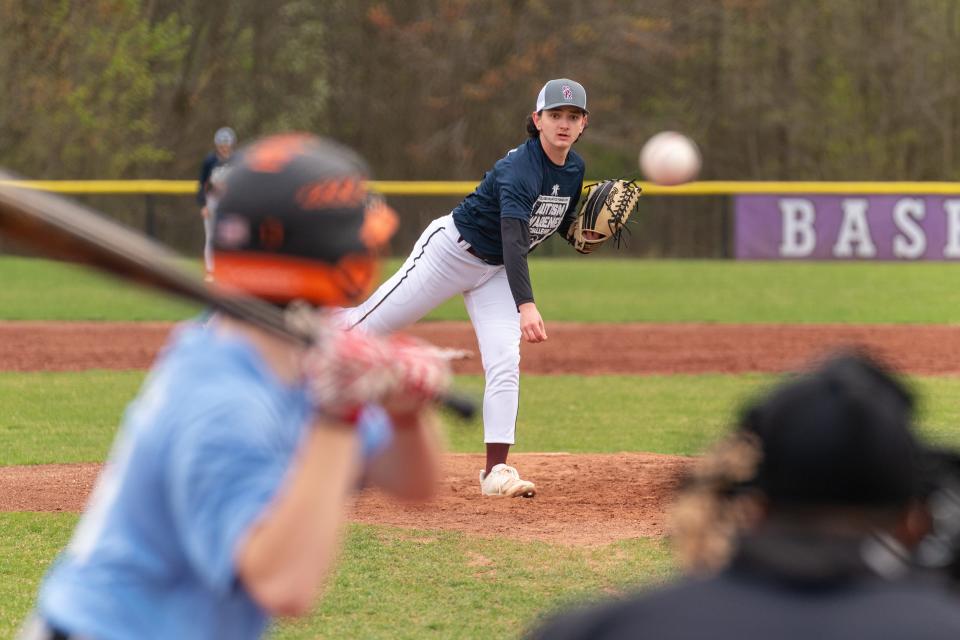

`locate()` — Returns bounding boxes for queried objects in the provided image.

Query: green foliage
[5,1,960,182]
[0,1,190,178]
[0,1,335,180]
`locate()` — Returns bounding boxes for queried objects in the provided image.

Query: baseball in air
[639,131,702,185]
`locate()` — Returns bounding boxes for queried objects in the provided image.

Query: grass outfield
[0,257,199,321]
[5,371,960,466]
[5,255,960,638]
[0,514,673,639]
[4,255,960,323]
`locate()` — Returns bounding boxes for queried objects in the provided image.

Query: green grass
[0,515,673,640]
[276,527,672,639]
[4,255,960,323]
[526,259,960,324]
[0,256,200,320]
[448,374,765,455]
[0,371,143,465]
[6,370,960,466]
[7,254,960,639]
[0,513,76,636]
[0,371,758,465]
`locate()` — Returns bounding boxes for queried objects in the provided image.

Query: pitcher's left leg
[464,269,535,497]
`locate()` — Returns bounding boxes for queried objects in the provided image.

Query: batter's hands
[380,335,452,421]
[519,302,547,343]
[302,323,395,422]
[201,205,210,219]
[301,316,451,424]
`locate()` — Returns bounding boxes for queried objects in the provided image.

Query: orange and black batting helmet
[210,133,398,307]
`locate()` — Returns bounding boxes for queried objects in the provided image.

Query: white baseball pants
[339,214,521,444]
[203,195,217,273]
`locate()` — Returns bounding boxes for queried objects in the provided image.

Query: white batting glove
[301,318,451,424]
[301,321,398,423]
[379,335,452,418]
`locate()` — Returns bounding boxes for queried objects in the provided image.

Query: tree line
[3,0,960,184]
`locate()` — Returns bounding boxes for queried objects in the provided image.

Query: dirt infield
[5,320,960,374]
[0,453,690,546]
[3,320,960,545]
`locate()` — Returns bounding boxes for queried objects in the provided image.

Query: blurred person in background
[19,134,446,640]
[529,351,960,639]
[197,126,237,280]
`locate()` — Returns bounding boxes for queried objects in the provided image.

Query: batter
[340,79,589,497]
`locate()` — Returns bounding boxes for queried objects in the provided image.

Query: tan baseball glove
[567,179,642,254]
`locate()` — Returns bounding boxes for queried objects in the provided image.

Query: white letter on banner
[833,199,877,258]
[778,198,816,257]
[892,198,926,259]
[944,200,960,258]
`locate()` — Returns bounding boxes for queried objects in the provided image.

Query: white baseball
[639,131,702,185]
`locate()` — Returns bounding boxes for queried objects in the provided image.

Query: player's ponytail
[525,113,539,139]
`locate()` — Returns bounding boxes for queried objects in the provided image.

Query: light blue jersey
[37,322,392,640]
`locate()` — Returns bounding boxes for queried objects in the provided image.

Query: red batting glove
[380,335,452,422]
[301,323,398,424]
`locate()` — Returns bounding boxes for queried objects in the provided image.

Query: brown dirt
[352,453,690,544]
[0,454,691,546]
[4,320,960,375]
[0,463,102,512]
[3,320,960,545]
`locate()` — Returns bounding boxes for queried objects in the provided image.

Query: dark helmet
[739,351,921,508]
[211,133,397,307]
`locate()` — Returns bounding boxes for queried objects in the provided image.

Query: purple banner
[735,195,960,260]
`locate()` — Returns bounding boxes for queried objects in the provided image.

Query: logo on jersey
[551,184,560,196]
[562,85,574,100]
[528,194,571,249]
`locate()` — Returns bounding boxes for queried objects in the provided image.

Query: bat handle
[438,389,477,420]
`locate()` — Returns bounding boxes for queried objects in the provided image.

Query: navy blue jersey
[530,536,960,640]
[197,152,230,206]
[452,138,585,262]
[531,571,960,640]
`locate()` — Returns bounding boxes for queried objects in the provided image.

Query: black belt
[32,626,72,640]
[457,235,503,266]
[18,615,82,640]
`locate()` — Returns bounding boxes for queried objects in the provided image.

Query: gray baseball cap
[214,126,237,147]
[535,79,588,114]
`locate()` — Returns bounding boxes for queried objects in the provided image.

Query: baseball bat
[0,177,477,419]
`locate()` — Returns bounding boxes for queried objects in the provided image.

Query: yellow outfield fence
[2,179,960,196]
[4,179,960,259]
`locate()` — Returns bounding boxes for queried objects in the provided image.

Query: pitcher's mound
[1,453,692,546]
